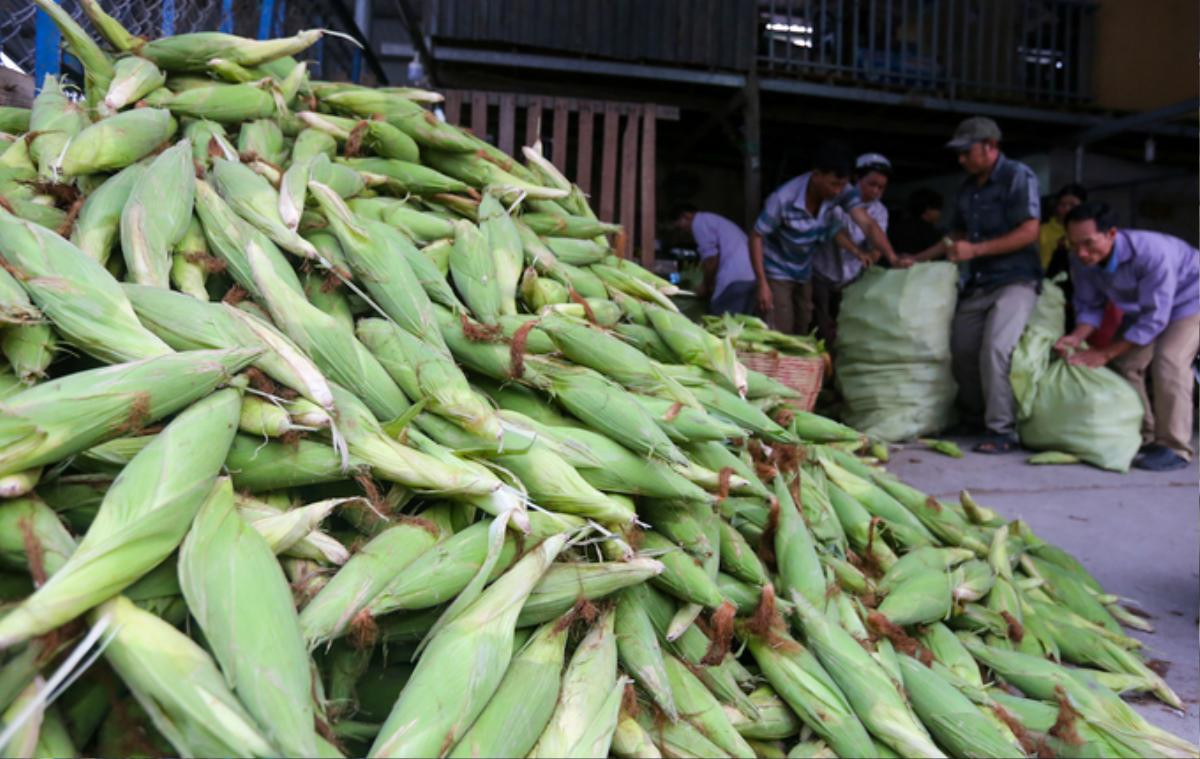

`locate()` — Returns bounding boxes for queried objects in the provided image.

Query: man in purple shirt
[672,205,757,315]
[1055,202,1200,471]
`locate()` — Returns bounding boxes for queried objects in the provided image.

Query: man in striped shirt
[750,141,903,334]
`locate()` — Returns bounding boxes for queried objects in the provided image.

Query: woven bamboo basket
[738,351,828,412]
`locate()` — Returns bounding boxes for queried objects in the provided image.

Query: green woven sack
[1011,279,1142,471]
[835,262,959,441]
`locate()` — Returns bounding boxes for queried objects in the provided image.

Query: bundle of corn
[0,7,1192,759]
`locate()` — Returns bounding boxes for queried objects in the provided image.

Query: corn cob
[611,699,663,759]
[0,347,254,479]
[661,653,756,758]
[818,456,935,547]
[447,616,571,758]
[299,519,443,647]
[0,388,241,649]
[211,157,321,261]
[477,192,523,316]
[722,686,803,741]
[449,218,503,325]
[317,90,477,152]
[60,108,177,176]
[791,593,944,758]
[492,438,638,525]
[169,216,211,300]
[102,55,166,113]
[92,595,277,757]
[29,76,90,179]
[518,558,665,626]
[529,607,620,757]
[521,212,621,239]
[0,107,30,135]
[2,323,54,383]
[686,382,796,442]
[238,118,286,164]
[139,29,323,71]
[381,201,456,242]
[369,532,568,758]
[337,156,471,195]
[120,139,194,288]
[615,585,679,720]
[898,655,1026,758]
[424,150,569,199]
[178,477,318,756]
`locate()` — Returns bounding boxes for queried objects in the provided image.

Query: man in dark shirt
[910,117,1042,452]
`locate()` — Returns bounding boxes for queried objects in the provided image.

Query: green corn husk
[381,202,455,242]
[544,236,609,266]
[522,268,571,310]
[529,608,621,758]
[227,434,361,492]
[124,284,335,411]
[310,184,446,350]
[447,616,571,758]
[71,162,145,264]
[722,686,803,741]
[369,532,568,758]
[877,569,954,626]
[29,77,89,179]
[521,212,621,239]
[1026,555,1122,634]
[648,305,748,393]
[615,585,678,720]
[0,205,174,363]
[479,191,524,316]
[518,558,664,626]
[164,82,276,122]
[494,439,637,525]
[877,547,972,594]
[317,91,476,152]
[368,512,582,617]
[743,611,876,757]
[919,622,983,687]
[612,701,662,759]
[0,262,40,326]
[635,704,727,758]
[138,29,322,70]
[121,139,194,288]
[178,477,317,757]
[424,150,568,200]
[637,530,725,609]
[818,457,935,548]
[102,55,165,113]
[357,317,498,437]
[683,382,795,443]
[791,593,944,758]
[661,653,755,758]
[335,156,469,195]
[60,108,177,176]
[870,474,988,554]
[449,218,503,325]
[717,518,769,585]
[773,475,826,609]
[2,323,55,383]
[210,158,321,262]
[898,655,1026,758]
[299,518,442,647]
[92,595,277,757]
[0,347,254,479]
[170,216,211,300]
[0,107,30,134]
[238,118,286,165]
[32,0,115,106]
[0,496,76,578]
[0,388,241,649]
[685,441,772,499]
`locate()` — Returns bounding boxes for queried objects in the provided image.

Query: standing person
[750,140,902,334]
[1041,183,1087,274]
[671,205,757,315]
[908,117,1042,452]
[888,187,944,260]
[811,153,895,343]
[1055,202,1200,471]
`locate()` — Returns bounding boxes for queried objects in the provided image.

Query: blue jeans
[708,281,757,316]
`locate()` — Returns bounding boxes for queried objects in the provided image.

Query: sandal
[973,434,1020,454]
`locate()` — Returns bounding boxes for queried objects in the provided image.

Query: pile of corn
[702,314,824,358]
[0,5,1194,758]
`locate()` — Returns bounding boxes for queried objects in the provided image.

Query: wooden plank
[639,104,657,269]
[551,100,569,174]
[575,105,595,196]
[598,105,620,223]
[618,108,641,259]
[525,97,543,149]
[497,94,516,156]
[443,90,462,126]
[470,91,488,141]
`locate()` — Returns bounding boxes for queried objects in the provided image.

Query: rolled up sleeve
[1123,258,1177,345]
[754,190,785,238]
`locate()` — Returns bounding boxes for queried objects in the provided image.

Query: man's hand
[948,240,978,263]
[1067,348,1111,368]
[892,256,915,269]
[1054,333,1083,358]
[756,281,774,314]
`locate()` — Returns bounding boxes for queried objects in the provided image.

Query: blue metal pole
[161,0,176,36]
[274,0,287,37]
[257,0,276,39]
[220,0,234,33]
[313,13,325,75]
[33,8,61,88]
[351,51,363,83]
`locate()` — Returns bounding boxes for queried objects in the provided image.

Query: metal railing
[757,0,1096,104]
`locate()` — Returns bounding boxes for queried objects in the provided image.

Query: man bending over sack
[1056,202,1200,472]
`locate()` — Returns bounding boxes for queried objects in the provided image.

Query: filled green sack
[1010,279,1142,472]
[835,262,958,441]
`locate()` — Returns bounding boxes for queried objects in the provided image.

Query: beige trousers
[1111,312,1200,460]
[766,279,814,335]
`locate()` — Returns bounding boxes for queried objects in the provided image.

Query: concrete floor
[887,436,1199,743]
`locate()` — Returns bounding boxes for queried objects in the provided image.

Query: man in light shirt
[672,205,757,315]
[1056,202,1200,471]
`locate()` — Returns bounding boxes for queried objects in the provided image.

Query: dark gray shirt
[950,153,1042,291]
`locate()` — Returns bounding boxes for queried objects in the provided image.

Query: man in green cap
[907,116,1042,453]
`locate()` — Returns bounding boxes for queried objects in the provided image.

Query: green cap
[946,116,1002,150]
